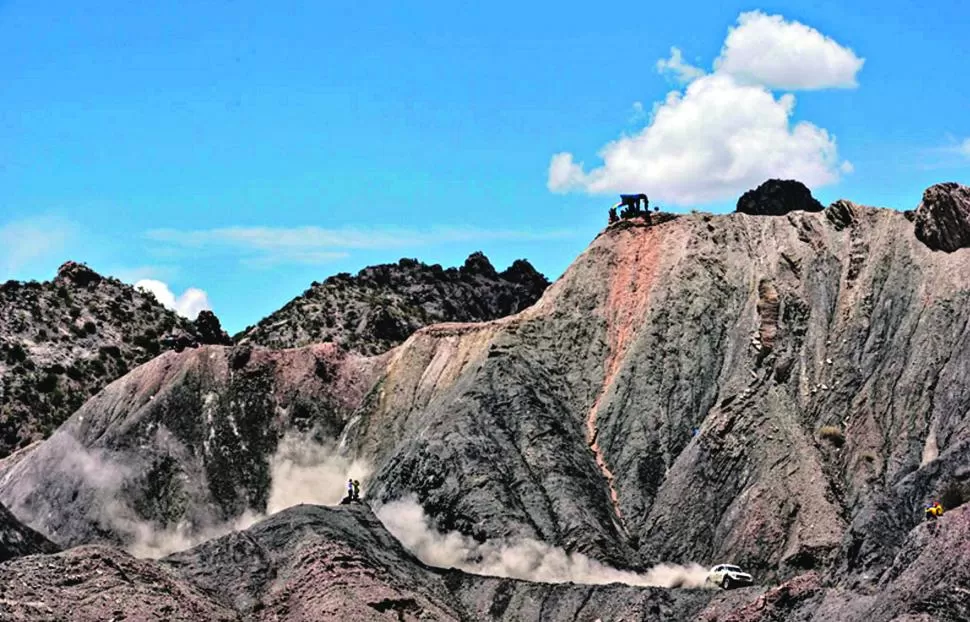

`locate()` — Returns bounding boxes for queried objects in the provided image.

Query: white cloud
[146,226,575,267]
[548,73,843,204]
[135,279,211,320]
[714,11,864,90]
[656,47,705,84]
[548,11,860,205]
[0,216,77,280]
[960,138,970,158]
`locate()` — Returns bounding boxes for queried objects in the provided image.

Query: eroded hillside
[4,183,970,620]
[0,261,230,458]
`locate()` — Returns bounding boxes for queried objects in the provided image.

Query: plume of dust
[130,433,372,558]
[30,433,371,559]
[376,495,713,589]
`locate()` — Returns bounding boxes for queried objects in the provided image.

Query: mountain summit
[236,252,549,354]
[3,183,970,620]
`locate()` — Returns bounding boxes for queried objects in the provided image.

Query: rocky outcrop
[0,262,229,458]
[0,504,713,621]
[192,310,232,346]
[0,545,239,621]
[1,500,58,563]
[236,252,549,355]
[6,190,970,620]
[737,179,824,216]
[913,181,970,252]
[0,343,383,548]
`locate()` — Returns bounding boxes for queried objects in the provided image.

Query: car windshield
[723,565,743,572]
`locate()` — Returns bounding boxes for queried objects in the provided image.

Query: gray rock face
[236,252,549,355]
[0,504,713,621]
[1,500,58,563]
[737,179,824,216]
[0,343,383,548]
[6,194,970,619]
[0,261,230,458]
[0,545,239,621]
[913,181,970,252]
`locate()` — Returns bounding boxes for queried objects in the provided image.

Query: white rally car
[707,564,754,590]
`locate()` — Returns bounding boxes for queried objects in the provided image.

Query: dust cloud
[128,432,370,558]
[376,495,712,589]
[22,435,711,591]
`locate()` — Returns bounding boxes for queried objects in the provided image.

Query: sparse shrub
[69,306,81,319]
[36,373,58,393]
[83,320,97,334]
[66,364,84,381]
[8,343,28,363]
[88,358,107,377]
[99,345,122,359]
[819,425,845,447]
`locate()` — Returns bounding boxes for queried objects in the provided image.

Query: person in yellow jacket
[925,501,944,519]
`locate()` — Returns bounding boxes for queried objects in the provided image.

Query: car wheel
[722,576,732,590]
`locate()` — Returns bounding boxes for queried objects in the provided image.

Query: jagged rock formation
[913,181,970,252]
[236,252,549,355]
[0,545,239,621]
[0,262,230,458]
[0,505,714,621]
[736,179,824,216]
[6,186,970,619]
[1,500,58,563]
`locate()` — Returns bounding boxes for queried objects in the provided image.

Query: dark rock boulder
[913,182,970,252]
[192,310,231,345]
[1,500,58,562]
[460,251,499,278]
[825,199,859,231]
[737,179,824,216]
[54,261,103,288]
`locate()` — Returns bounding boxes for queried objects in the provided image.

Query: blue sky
[2,0,968,332]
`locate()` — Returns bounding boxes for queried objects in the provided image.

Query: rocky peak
[501,258,549,294]
[0,264,230,457]
[459,251,498,278]
[192,310,231,345]
[737,179,824,216]
[238,253,550,354]
[913,181,970,252]
[54,261,102,287]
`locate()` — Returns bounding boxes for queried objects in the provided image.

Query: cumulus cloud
[714,11,865,90]
[0,216,77,280]
[135,279,211,320]
[146,225,574,267]
[377,496,712,588]
[548,11,861,205]
[549,74,843,203]
[656,47,705,83]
